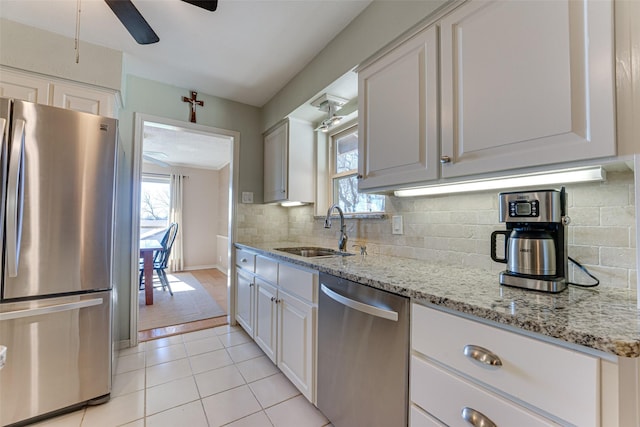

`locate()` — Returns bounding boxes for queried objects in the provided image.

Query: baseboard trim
[182,264,217,271]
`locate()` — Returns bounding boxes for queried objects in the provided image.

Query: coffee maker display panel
[498,190,563,224]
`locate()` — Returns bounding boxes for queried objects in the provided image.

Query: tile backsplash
[237,170,637,289]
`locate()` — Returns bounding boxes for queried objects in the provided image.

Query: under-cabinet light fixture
[393,166,606,197]
[281,201,306,207]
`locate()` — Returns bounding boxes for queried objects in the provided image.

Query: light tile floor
[33,325,332,427]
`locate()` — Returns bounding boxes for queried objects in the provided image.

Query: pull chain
[75,0,81,63]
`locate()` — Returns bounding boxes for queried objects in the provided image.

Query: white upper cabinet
[51,82,117,118]
[0,69,50,104]
[0,67,119,118]
[263,118,314,204]
[358,25,439,191]
[357,0,615,190]
[439,0,615,178]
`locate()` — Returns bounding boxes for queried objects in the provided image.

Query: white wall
[182,167,219,269]
[0,19,122,91]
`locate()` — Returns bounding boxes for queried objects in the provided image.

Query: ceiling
[143,122,232,171]
[0,0,371,107]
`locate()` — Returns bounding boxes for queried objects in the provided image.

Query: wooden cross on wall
[182,91,204,123]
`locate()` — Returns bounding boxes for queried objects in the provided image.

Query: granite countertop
[236,242,640,358]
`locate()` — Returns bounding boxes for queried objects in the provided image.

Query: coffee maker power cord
[567,257,600,288]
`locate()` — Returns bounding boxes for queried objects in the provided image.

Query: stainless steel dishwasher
[317,272,409,427]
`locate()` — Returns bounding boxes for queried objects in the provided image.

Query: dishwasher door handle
[320,284,398,321]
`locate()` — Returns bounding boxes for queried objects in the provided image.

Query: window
[140,174,170,238]
[330,126,385,213]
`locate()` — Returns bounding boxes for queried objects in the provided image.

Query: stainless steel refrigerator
[0,97,117,426]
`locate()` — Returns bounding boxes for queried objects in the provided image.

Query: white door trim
[130,112,240,346]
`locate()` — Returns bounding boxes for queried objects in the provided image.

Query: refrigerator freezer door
[2,100,117,300]
[0,291,112,426]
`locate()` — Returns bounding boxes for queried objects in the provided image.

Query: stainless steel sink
[275,247,354,258]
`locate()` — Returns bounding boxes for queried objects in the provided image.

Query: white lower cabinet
[254,278,278,362]
[278,289,314,401]
[410,405,445,427]
[234,249,318,404]
[410,304,599,427]
[235,270,255,338]
[411,356,559,426]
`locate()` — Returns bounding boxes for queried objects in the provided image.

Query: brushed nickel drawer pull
[461,407,497,427]
[463,344,503,367]
[240,258,248,263]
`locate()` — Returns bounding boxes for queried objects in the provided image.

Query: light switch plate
[241,192,254,204]
[392,215,403,235]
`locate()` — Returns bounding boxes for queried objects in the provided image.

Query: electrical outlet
[392,215,403,235]
[241,192,254,204]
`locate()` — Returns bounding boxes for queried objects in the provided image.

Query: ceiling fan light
[331,116,342,125]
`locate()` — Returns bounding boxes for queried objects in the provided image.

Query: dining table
[140,239,163,305]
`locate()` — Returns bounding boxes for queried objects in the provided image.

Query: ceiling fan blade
[181,0,218,12]
[104,0,159,45]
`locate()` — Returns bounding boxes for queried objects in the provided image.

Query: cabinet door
[254,278,278,362]
[358,25,439,191]
[0,69,50,104]
[277,290,315,403]
[51,83,116,118]
[264,122,288,203]
[235,270,255,338]
[440,0,615,178]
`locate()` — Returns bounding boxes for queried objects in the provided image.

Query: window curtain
[169,174,184,272]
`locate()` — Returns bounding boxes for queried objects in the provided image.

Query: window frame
[328,124,385,214]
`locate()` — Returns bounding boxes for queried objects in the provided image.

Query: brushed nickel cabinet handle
[440,155,451,164]
[240,258,248,263]
[463,345,503,367]
[461,407,497,427]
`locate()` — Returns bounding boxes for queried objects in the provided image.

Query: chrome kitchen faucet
[324,204,348,252]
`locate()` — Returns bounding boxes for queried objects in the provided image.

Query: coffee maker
[491,188,570,293]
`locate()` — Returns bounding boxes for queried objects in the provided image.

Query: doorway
[131,113,239,346]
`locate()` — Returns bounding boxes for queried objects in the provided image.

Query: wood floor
[138,268,229,342]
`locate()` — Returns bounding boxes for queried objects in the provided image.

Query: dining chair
[139,223,179,296]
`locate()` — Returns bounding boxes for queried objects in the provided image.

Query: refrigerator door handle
[0,117,6,245]
[0,298,103,321]
[6,119,26,277]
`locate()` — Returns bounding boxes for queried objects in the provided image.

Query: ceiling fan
[104,0,218,45]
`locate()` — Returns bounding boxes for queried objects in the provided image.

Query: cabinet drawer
[410,405,445,427]
[235,249,256,272]
[411,356,559,427]
[256,255,278,283]
[412,304,598,427]
[278,263,317,303]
